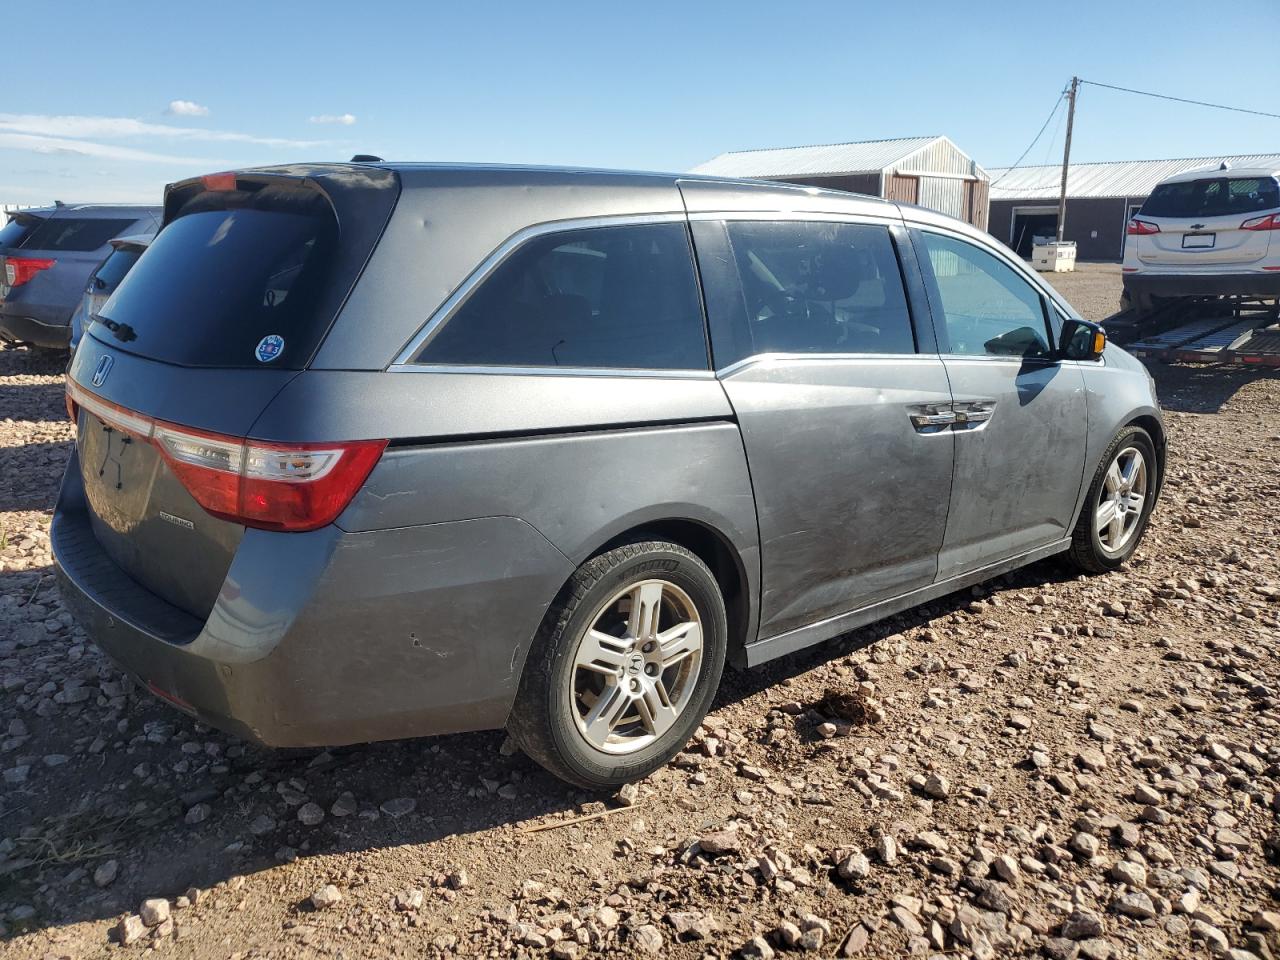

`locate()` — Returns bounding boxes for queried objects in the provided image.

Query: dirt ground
[2,263,1278,960]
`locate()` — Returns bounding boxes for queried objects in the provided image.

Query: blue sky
[2,0,1277,205]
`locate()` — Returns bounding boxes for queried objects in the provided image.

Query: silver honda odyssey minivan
[53,163,1164,788]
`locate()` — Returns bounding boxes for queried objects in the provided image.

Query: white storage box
[1032,240,1077,272]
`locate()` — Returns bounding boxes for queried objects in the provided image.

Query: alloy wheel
[1095,445,1148,554]
[570,579,703,755]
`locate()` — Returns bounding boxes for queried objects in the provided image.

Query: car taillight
[1241,213,1280,231]
[66,378,386,532]
[3,256,56,287]
[1126,219,1159,236]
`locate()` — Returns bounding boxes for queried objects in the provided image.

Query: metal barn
[691,136,990,229]
[987,152,1280,262]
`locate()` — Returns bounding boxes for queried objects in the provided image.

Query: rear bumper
[0,308,71,349]
[1123,271,1280,300]
[52,452,574,747]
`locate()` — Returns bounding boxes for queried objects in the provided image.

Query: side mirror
[1060,317,1106,361]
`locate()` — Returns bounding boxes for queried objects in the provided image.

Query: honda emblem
[91,355,113,388]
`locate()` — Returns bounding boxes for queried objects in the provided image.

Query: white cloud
[166,99,209,117]
[309,113,357,126]
[0,131,214,165]
[0,113,326,149]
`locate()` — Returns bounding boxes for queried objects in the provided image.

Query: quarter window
[918,232,1052,359]
[711,221,915,364]
[415,223,709,370]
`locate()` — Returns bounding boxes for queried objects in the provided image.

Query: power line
[1080,79,1280,120]
[990,91,1067,186]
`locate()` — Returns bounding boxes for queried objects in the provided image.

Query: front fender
[1072,347,1165,526]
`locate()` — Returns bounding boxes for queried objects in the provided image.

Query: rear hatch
[2,211,149,322]
[69,167,400,621]
[86,241,147,319]
[1133,175,1278,267]
[0,209,51,303]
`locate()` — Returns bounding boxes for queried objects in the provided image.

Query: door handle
[952,400,996,429]
[908,405,958,431]
[910,411,958,428]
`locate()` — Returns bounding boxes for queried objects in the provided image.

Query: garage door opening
[1011,209,1058,258]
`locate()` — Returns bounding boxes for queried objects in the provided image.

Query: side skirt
[744,538,1071,668]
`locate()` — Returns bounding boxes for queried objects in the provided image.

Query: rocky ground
[2,264,1279,959]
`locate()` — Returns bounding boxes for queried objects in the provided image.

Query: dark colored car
[68,234,153,352]
[53,164,1163,788]
[0,203,159,351]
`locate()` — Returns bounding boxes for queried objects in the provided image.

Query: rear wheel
[508,541,727,789]
[1068,426,1157,573]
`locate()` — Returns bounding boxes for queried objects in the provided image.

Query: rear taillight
[1241,213,1280,231]
[1126,219,1160,236]
[66,378,386,532]
[3,256,56,287]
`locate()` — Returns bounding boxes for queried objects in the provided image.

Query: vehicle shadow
[0,552,1084,938]
[1144,358,1280,414]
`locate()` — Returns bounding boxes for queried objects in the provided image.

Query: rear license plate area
[1182,233,1215,249]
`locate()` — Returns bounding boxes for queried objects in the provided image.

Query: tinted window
[92,188,335,368]
[21,217,136,252]
[0,217,39,249]
[707,221,915,365]
[93,248,142,290]
[416,223,708,370]
[1141,177,1280,218]
[919,232,1051,359]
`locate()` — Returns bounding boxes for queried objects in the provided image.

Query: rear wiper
[94,316,138,343]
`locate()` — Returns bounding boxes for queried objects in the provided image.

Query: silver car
[53,164,1164,788]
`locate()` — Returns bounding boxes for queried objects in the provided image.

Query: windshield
[20,216,136,251]
[93,248,143,291]
[92,188,336,369]
[0,216,41,249]
[1141,177,1280,219]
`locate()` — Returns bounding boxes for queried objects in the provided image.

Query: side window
[704,220,914,366]
[919,231,1052,359]
[415,222,708,370]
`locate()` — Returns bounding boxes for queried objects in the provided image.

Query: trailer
[1104,296,1280,366]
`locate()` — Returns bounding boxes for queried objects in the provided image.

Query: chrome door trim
[389,212,689,368]
[715,352,947,378]
[385,364,716,380]
[686,209,902,226]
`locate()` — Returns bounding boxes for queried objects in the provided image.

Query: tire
[1067,426,1158,574]
[507,540,727,789]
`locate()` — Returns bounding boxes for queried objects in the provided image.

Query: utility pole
[1056,76,1079,242]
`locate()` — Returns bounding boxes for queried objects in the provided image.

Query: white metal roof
[692,136,947,179]
[988,153,1280,201]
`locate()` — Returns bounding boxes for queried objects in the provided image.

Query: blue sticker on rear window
[255,334,284,363]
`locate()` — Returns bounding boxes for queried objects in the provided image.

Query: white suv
[1122,164,1280,312]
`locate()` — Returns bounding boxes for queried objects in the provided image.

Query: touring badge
[255,334,285,363]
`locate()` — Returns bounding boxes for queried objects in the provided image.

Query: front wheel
[1067,426,1158,573]
[507,540,727,789]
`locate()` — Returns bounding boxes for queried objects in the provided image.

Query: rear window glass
[20,217,136,252]
[0,217,39,249]
[1141,177,1280,219]
[714,220,915,364]
[92,189,336,369]
[415,222,709,370]
[93,248,142,290]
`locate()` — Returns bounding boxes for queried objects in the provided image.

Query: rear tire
[1067,426,1157,574]
[507,540,727,789]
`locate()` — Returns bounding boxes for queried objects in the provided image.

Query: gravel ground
[2,263,1279,959]
[1044,263,1127,323]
